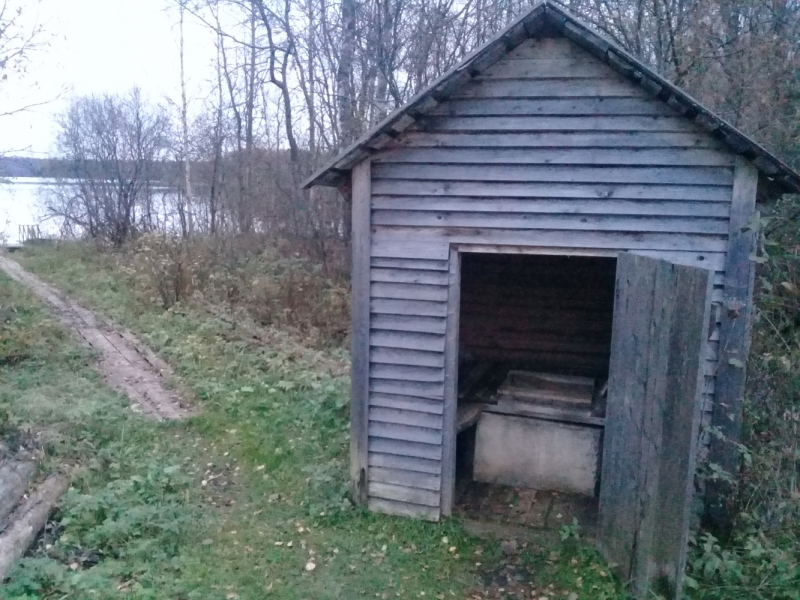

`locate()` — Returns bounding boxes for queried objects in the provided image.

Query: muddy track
[0,255,192,421]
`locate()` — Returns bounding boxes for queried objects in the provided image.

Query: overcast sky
[1,0,217,157]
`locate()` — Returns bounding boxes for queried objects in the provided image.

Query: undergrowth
[4,248,628,600]
[683,197,800,600]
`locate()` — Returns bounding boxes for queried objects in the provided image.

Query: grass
[1,243,627,600]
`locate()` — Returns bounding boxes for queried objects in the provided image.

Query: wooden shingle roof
[304,0,800,195]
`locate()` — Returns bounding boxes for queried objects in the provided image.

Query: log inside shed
[454,253,617,514]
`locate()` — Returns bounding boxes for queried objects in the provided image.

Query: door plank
[598,253,712,599]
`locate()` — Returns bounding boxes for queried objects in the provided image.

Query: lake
[0,177,62,245]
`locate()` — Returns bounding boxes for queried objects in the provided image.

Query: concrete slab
[473,412,601,496]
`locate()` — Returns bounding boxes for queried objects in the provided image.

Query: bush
[117,233,350,347]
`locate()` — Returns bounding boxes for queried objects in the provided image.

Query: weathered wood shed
[305,1,800,596]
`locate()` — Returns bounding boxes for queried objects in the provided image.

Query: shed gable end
[362,33,737,521]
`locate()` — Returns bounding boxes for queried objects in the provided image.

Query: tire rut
[0,254,192,421]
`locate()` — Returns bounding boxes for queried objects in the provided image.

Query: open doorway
[451,253,617,534]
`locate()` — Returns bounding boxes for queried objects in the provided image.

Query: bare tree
[44,89,172,245]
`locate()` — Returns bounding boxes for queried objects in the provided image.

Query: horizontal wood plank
[374,227,728,253]
[370,240,450,260]
[421,115,699,132]
[394,131,732,149]
[370,330,446,352]
[370,257,450,271]
[382,145,733,166]
[372,197,731,218]
[372,163,733,186]
[370,406,444,429]
[370,363,445,383]
[373,211,729,235]
[368,497,439,520]
[369,482,441,506]
[370,313,447,335]
[369,393,444,414]
[370,377,445,399]
[429,97,679,117]
[449,79,651,99]
[371,282,449,302]
[369,467,441,491]
[479,57,625,79]
[370,298,448,318]
[371,180,732,202]
[368,437,443,460]
[370,347,445,368]
[371,268,450,285]
[368,452,442,474]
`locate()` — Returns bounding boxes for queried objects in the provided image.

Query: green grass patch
[3,243,630,600]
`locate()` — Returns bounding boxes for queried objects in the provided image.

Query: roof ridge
[304,0,800,194]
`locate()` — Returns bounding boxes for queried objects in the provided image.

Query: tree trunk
[0,459,36,528]
[0,472,70,581]
[337,0,357,147]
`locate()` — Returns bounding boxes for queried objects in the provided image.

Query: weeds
[5,251,629,600]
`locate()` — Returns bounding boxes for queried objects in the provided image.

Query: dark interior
[459,253,617,380]
[453,253,617,526]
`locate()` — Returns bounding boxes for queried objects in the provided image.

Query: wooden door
[598,253,712,599]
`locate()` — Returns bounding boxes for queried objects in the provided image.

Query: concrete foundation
[473,412,601,496]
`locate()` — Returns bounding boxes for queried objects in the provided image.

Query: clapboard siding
[369,393,445,414]
[370,347,445,368]
[373,197,731,218]
[374,228,728,253]
[364,34,735,520]
[372,164,734,186]
[371,180,732,202]
[369,467,442,491]
[376,148,733,169]
[369,452,442,474]
[429,97,687,117]
[392,131,727,149]
[373,212,729,235]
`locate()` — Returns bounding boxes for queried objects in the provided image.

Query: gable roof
[304,0,800,195]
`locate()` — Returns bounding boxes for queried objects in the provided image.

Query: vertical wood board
[599,253,711,599]
[706,157,759,531]
[350,159,372,506]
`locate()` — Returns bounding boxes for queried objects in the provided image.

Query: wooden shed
[305,1,800,596]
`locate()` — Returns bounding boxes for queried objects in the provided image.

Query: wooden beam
[440,248,461,517]
[350,159,372,506]
[705,157,759,534]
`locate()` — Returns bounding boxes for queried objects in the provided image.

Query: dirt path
[0,254,191,421]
